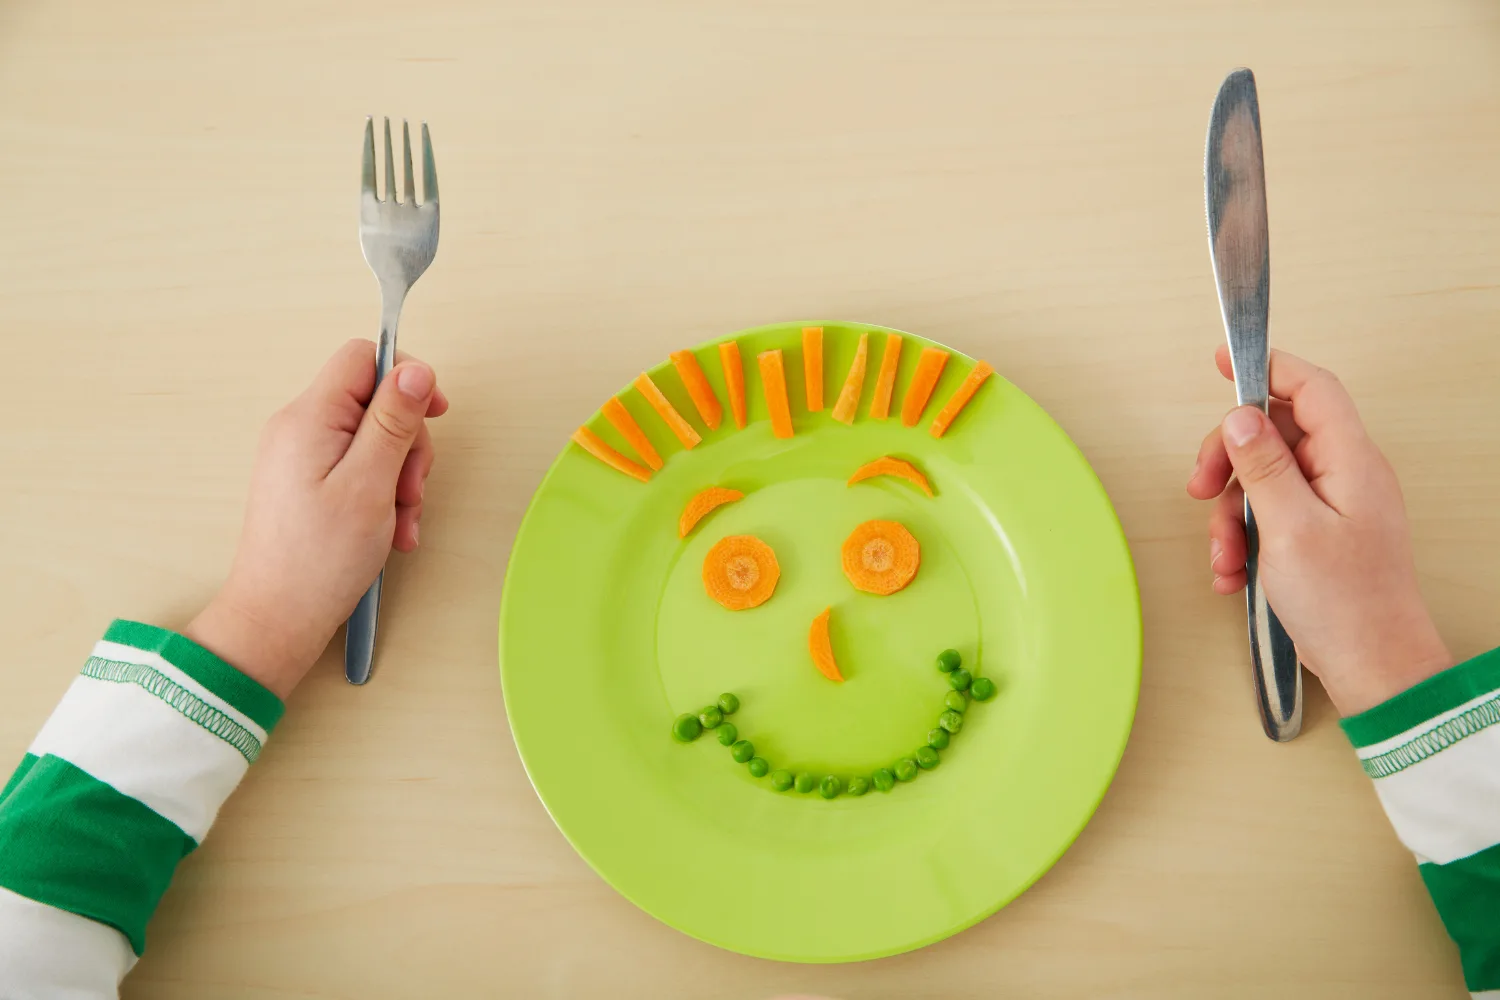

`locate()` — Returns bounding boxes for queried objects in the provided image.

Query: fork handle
[344,293,405,685]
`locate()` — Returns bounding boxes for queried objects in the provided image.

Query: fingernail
[1223,407,1260,447]
[1210,538,1222,570]
[412,521,420,546]
[397,364,434,400]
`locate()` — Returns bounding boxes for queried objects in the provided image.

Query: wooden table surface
[2,1,1497,996]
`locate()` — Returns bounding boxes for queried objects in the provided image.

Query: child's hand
[184,339,449,698]
[1186,346,1450,716]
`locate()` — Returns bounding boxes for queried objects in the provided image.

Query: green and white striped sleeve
[0,620,283,998]
[1343,648,1500,999]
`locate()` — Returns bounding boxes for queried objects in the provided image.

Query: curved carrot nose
[808,607,845,682]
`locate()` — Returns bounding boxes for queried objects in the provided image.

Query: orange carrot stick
[869,333,902,420]
[600,397,663,471]
[900,347,950,427]
[831,332,869,425]
[634,372,702,449]
[758,349,794,439]
[571,427,651,483]
[670,349,723,430]
[929,361,994,438]
[719,341,747,429]
[802,326,824,412]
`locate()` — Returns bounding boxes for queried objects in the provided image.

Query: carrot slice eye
[831,332,869,425]
[703,535,780,610]
[841,520,920,595]
[808,607,845,682]
[670,349,723,430]
[679,487,745,538]
[847,456,933,497]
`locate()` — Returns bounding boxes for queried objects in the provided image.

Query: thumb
[1221,405,1318,526]
[340,361,436,487]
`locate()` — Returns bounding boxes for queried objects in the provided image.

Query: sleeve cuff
[101,619,284,733]
[1341,647,1500,751]
[0,619,284,955]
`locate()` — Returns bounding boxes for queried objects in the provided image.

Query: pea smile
[671,648,998,799]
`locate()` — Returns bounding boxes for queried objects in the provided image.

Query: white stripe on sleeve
[28,674,250,842]
[1369,719,1500,864]
[0,884,134,999]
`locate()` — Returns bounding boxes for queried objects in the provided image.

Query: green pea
[949,668,972,692]
[915,745,940,770]
[718,692,741,715]
[771,769,794,791]
[672,714,702,742]
[970,676,997,701]
[940,709,964,733]
[928,727,950,750]
[731,740,755,763]
[748,756,770,778]
[699,705,723,729]
[794,772,816,794]
[936,649,962,673]
[872,768,895,792]
[847,776,870,796]
[944,690,967,713]
[894,758,918,782]
[717,723,738,746]
[819,775,843,799]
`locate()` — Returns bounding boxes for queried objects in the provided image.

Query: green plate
[500,321,1140,962]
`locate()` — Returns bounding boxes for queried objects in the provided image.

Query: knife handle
[344,569,383,685]
[1243,495,1302,740]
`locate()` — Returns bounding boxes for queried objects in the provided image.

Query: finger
[393,505,421,553]
[1213,571,1247,595]
[1218,345,1363,441]
[1210,481,1247,575]
[393,350,449,415]
[396,424,434,508]
[335,361,437,489]
[1188,404,1303,499]
[1220,406,1323,531]
[304,339,379,434]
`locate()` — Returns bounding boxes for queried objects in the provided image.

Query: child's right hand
[1186,346,1451,716]
[183,339,448,698]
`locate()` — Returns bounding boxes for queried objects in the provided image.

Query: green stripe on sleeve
[1341,647,1500,749]
[0,752,196,955]
[103,619,283,732]
[1421,843,1500,992]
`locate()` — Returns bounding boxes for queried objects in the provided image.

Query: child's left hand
[183,339,449,698]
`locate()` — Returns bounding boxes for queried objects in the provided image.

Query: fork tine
[421,122,438,205]
[361,117,376,197]
[383,117,396,203]
[402,120,415,206]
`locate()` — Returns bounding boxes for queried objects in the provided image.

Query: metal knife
[1204,68,1303,741]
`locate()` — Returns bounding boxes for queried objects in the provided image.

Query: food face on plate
[573,327,998,799]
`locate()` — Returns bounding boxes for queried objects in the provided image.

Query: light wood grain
[1,0,1496,996]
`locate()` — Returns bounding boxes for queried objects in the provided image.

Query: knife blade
[1204,68,1303,742]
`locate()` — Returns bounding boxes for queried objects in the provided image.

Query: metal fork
[345,116,440,685]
